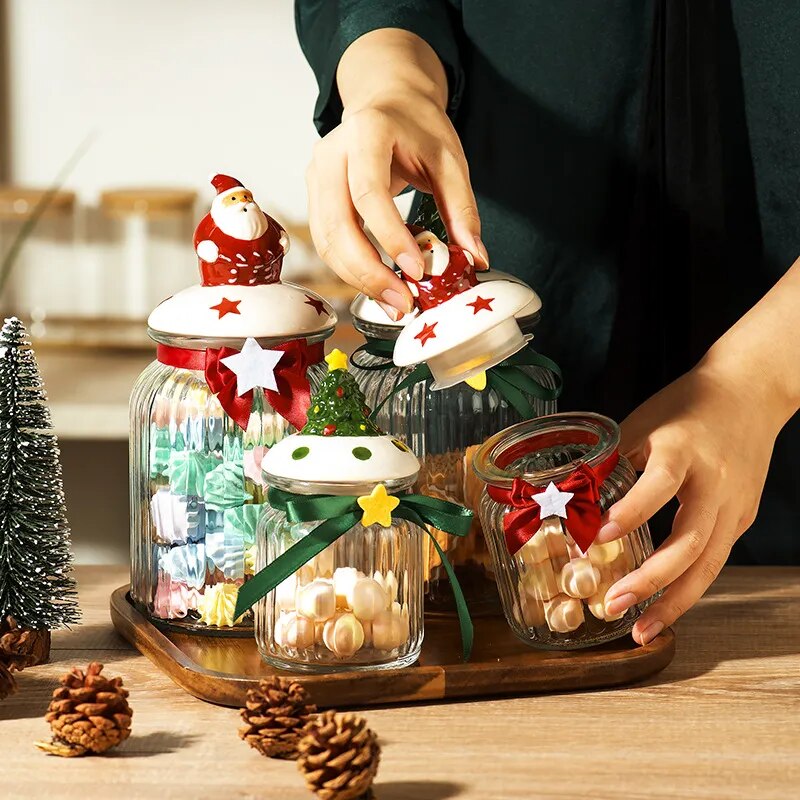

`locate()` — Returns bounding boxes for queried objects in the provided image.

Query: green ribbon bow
[351,339,563,420]
[234,486,476,661]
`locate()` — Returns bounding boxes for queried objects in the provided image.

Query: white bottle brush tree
[0,317,79,668]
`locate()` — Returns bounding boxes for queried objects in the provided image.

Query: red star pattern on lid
[415,321,438,346]
[304,294,328,316]
[210,297,242,319]
[467,295,494,314]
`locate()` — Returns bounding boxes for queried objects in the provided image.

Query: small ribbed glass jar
[129,333,328,634]
[350,284,558,614]
[474,413,655,649]
[254,474,424,672]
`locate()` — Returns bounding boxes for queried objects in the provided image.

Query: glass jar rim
[263,472,418,497]
[472,412,620,487]
[147,329,334,350]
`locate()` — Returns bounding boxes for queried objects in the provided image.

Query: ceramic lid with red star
[392,229,536,390]
[147,173,336,341]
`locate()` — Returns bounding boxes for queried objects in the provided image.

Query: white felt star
[532,482,574,520]
[220,337,283,396]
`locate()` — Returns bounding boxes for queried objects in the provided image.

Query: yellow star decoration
[465,371,487,391]
[325,348,349,372]
[357,483,400,528]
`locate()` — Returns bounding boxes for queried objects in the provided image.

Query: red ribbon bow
[157,340,321,431]
[486,451,619,554]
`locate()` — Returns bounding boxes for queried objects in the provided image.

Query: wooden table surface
[2,566,798,800]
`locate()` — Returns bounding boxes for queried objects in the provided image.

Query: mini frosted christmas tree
[0,318,79,658]
[302,350,382,437]
[411,193,448,242]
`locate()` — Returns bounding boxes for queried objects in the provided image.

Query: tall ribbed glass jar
[254,475,424,672]
[129,332,328,635]
[350,285,559,614]
[474,413,655,649]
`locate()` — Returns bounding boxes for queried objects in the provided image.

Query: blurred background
[0,0,363,564]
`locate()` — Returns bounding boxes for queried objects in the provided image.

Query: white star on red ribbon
[220,337,283,396]
[532,482,574,520]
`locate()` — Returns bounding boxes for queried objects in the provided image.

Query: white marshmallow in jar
[129,173,336,634]
[474,413,657,649]
[253,349,425,672]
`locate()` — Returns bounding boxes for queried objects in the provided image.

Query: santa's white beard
[212,201,268,241]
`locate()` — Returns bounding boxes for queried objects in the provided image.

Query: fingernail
[638,620,665,646]
[376,300,401,322]
[396,251,424,280]
[605,592,637,617]
[381,288,411,314]
[596,521,622,544]
[473,236,490,269]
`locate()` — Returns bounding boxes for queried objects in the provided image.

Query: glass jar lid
[473,413,620,488]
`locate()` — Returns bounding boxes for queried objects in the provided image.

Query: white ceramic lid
[148,281,337,339]
[350,269,542,328]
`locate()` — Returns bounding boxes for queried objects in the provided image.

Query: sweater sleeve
[294,0,464,136]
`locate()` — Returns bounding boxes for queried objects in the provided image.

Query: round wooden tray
[110,585,675,708]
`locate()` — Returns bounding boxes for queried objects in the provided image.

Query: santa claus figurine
[404,225,478,311]
[193,174,289,287]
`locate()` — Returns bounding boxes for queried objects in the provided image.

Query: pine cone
[239,676,317,759]
[298,711,380,800]
[36,662,132,757]
[0,658,16,700]
[0,616,51,670]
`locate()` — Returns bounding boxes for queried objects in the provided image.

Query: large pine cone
[239,676,317,759]
[37,662,133,757]
[0,658,16,700]
[298,711,380,800]
[0,616,51,670]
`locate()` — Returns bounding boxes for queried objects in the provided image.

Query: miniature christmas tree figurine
[411,192,448,243]
[302,350,382,437]
[0,318,79,661]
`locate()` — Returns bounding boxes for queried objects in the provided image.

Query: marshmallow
[372,604,409,651]
[296,579,336,621]
[310,545,335,578]
[275,574,297,612]
[587,538,624,566]
[333,567,360,608]
[296,564,315,586]
[275,612,316,650]
[322,612,365,658]
[521,560,559,601]
[559,558,601,599]
[586,583,625,622]
[519,529,549,566]
[373,570,399,603]
[350,577,389,621]
[518,587,546,628]
[543,520,569,563]
[544,594,585,633]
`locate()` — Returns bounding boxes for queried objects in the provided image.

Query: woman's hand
[306,29,487,320]
[597,361,783,645]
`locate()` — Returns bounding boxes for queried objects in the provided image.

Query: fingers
[347,141,424,280]
[428,142,489,270]
[307,141,413,317]
[597,448,689,543]
[603,491,719,619]
[630,509,737,645]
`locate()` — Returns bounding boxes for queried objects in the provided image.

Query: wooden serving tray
[110,586,675,708]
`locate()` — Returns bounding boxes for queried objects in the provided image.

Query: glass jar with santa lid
[235,350,473,672]
[350,212,561,616]
[129,173,337,635]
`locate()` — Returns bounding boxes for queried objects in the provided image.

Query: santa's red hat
[209,173,244,198]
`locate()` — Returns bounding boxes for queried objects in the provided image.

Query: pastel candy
[157,543,207,589]
[543,520,569,563]
[152,573,202,619]
[205,530,246,581]
[519,528,549,566]
[150,490,205,544]
[197,583,243,627]
[333,567,360,608]
[559,558,601,599]
[166,450,219,496]
[275,612,315,650]
[544,594,585,633]
[517,587,546,628]
[310,545,335,578]
[223,503,263,548]
[223,433,244,464]
[322,613,365,658]
[373,570,398,602]
[206,414,225,451]
[521,560,559,601]
[296,579,336,621]
[243,445,267,486]
[351,577,389,621]
[275,575,297,611]
[587,538,625,566]
[204,461,253,510]
[372,603,409,651]
[149,425,172,479]
[586,583,625,622]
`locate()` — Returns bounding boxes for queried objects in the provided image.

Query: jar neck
[264,472,418,498]
[147,328,334,351]
[473,412,620,488]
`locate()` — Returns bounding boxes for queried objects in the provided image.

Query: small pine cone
[239,676,317,759]
[0,658,16,700]
[0,616,51,670]
[36,662,133,757]
[298,711,380,800]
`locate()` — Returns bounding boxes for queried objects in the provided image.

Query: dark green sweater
[295,0,800,564]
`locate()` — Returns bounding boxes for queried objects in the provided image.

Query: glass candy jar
[474,413,655,649]
[350,270,559,614]
[253,355,425,671]
[129,173,336,634]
